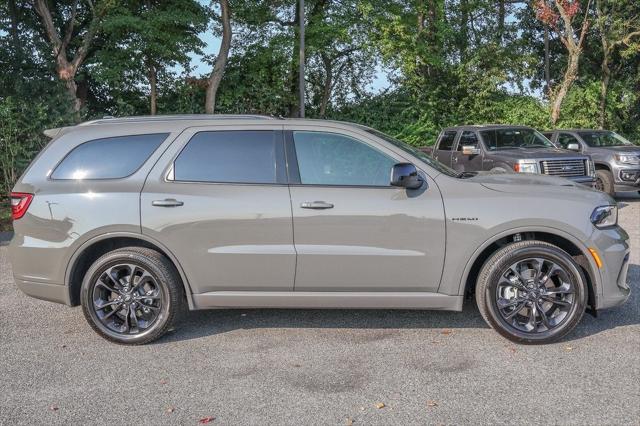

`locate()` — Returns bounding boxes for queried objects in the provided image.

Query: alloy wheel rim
[594,177,604,192]
[495,257,576,334]
[91,263,163,335]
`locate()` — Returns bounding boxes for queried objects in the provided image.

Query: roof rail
[79,114,276,126]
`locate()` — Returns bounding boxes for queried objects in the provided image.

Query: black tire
[595,169,615,195]
[475,240,587,344]
[80,247,184,345]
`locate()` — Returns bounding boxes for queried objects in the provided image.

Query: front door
[141,125,296,294]
[452,131,484,172]
[286,127,446,292]
[433,130,457,167]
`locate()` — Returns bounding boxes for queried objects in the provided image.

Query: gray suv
[8,116,630,345]
[425,125,595,186]
[544,129,640,195]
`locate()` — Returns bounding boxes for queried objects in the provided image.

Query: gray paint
[7,117,630,313]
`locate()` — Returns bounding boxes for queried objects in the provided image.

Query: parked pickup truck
[543,129,640,195]
[422,125,595,186]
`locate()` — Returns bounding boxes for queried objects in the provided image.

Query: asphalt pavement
[1,194,638,425]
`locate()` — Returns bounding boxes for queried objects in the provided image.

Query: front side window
[577,131,634,147]
[438,131,457,151]
[480,128,554,151]
[557,133,580,149]
[293,131,396,186]
[51,133,168,180]
[174,131,279,184]
[457,131,479,150]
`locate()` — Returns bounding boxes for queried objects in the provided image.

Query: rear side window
[51,133,168,180]
[173,131,280,184]
[438,131,457,151]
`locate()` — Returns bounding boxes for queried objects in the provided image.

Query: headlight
[587,159,596,177]
[514,160,539,174]
[590,205,618,228]
[615,154,640,165]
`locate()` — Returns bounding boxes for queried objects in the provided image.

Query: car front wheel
[475,240,587,344]
[80,247,184,345]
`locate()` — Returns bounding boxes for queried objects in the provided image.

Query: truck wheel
[80,247,184,345]
[594,169,614,195]
[475,240,587,344]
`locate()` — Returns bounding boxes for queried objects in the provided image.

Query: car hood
[588,145,640,154]
[489,148,588,159]
[467,172,610,203]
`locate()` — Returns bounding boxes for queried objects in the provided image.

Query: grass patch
[0,199,12,232]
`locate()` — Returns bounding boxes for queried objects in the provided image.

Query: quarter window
[174,131,279,184]
[51,133,168,180]
[438,131,457,151]
[293,131,396,186]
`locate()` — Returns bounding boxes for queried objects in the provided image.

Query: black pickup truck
[423,125,595,186]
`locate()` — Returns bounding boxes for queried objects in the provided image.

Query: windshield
[480,128,554,150]
[360,127,459,177]
[577,131,633,147]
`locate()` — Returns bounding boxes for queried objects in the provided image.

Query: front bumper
[590,225,631,310]
[613,167,640,192]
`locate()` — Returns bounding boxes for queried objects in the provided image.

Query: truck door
[452,131,483,173]
[432,130,457,167]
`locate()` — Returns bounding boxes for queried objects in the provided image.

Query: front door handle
[152,199,184,207]
[300,201,334,209]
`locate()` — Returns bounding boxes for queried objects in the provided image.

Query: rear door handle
[152,199,184,207]
[300,201,334,209]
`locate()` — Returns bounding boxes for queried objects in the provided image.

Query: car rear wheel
[594,169,614,195]
[80,247,184,345]
[475,240,587,344]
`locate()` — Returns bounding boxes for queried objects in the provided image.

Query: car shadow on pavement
[157,264,640,345]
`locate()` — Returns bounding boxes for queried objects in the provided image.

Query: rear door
[432,130,457,167]
[141,124,296,294]
[451,131,483,172]
[285,125,446,292]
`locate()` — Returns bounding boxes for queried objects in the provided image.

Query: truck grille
[540,159,586,177]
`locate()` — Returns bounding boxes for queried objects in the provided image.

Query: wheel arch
[65,232,194,309]
[460,227,600,312]
[594,162,611,171]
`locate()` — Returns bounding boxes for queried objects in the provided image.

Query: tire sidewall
[483,245,587,343]
[81,252,172,344]
[595,169,614,195]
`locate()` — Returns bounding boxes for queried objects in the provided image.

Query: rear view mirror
[462,145,480,155]
[390,163,423,189]
[566,143,580,152]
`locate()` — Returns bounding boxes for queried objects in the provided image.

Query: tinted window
[480,128,554,150]
[51,133,168,180]
[174,131,278,183]
[557,133,579,149]
[577,131,633,147]
[438,131,457,151]
[457,131,479,150]
[293,131,396,186]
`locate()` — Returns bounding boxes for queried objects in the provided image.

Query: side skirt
[191,291,463,311]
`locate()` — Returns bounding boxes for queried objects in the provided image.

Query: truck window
[457,131,479,151]
[438,131,457,151]
[557,133,579,149]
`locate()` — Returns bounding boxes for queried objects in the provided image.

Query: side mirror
[566,143,580,152]
[390,163,423,189]
[461,145,481,155]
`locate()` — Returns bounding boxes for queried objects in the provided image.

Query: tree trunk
[148,62,157,115]
[497,0,505,44]
[205,0,232,114]
[288,1,301,117]
[599,55,610,129]
[7,0,21,69]
[319,55,333,118]
[544,26,551,96]
[550,52,580,125]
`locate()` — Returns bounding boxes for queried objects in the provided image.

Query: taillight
[10,192,34,220]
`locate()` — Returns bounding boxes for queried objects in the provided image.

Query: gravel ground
[1,194,638,425]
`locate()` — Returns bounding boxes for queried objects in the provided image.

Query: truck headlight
[615,154,640,165]
[514,160,539,174]
[587,159,596,177]
[590,205,618,228]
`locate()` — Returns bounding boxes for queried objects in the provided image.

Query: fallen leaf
[375,402,385,409]
[440,329,453,335]
[427,400,438,407]
[360,407,365,411]
[292,363,302,368]
[160,379,168,385]
[564,346,574,352]
[199,416,215,424]
[166,407,175,414]
[49,405,59,411]
[506,346,517,354]
[345,418,354,425]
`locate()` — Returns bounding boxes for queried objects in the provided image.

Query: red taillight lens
[10,192,33,220]
[513,164,520,172]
